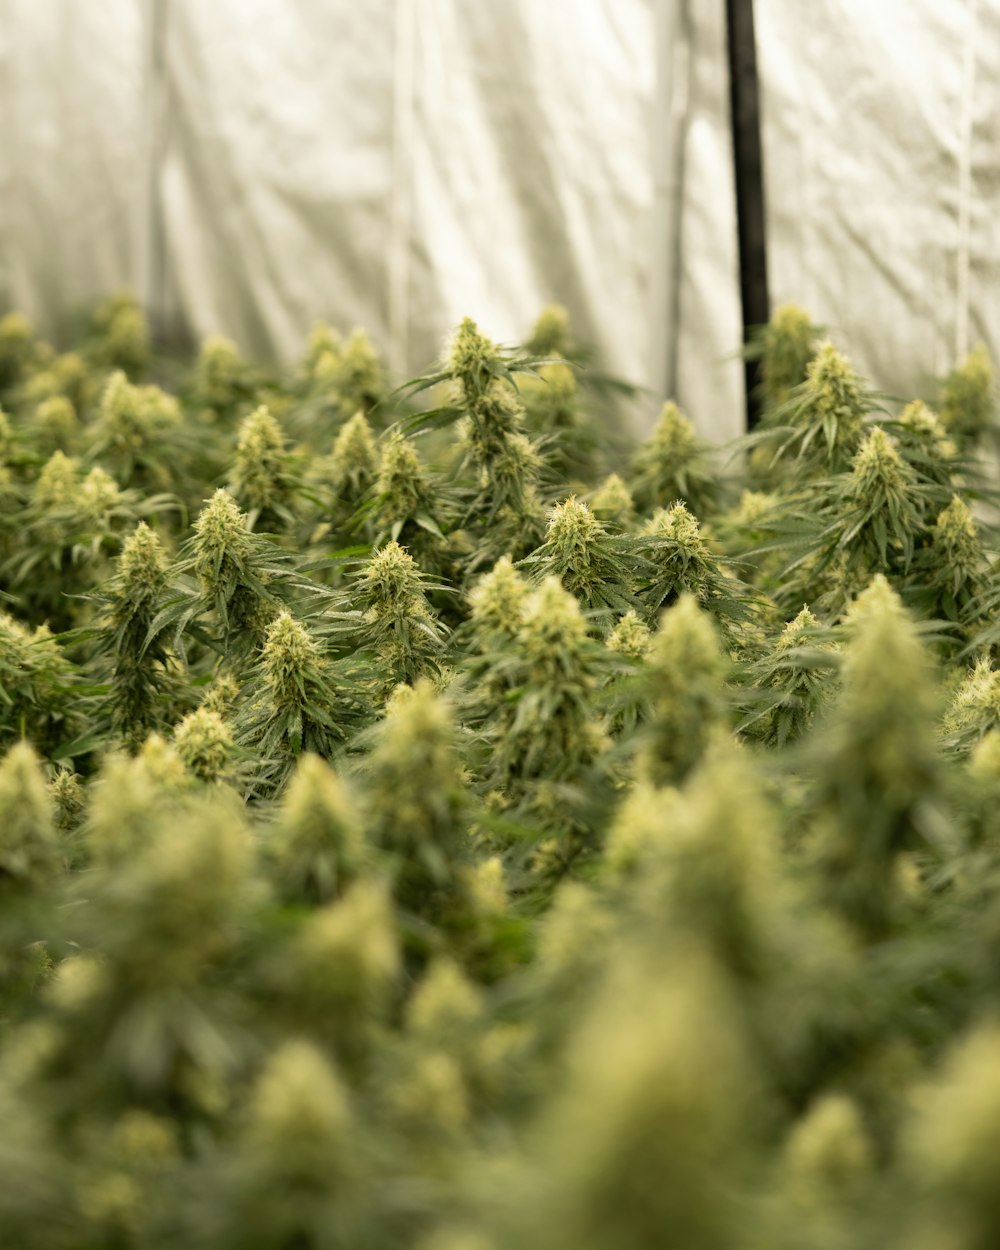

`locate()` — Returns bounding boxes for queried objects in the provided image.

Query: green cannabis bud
[942,659,1000,753]
[467,556,529,647]
[449,317,504,403]
[172,706,233,784]
[371,430,447,568]
[813,575,941,935]
[48,769,86,836]
[303,319,342,375]
[326,326,384,416]
[91,292,151,376]
[756,303,819,414]
[520,496,638,625]
[330,409,379,496]
[606,608,652,658]
[96,521,175,751]
[286,880,400,1041]
[630,400,717,516]
[780,341,867,474]
[355,541,446,689]
[364,679,468,915]
[0,310,34,386]
[267,754,365,905]
[0,742,61,892]
[525,303,572,357]
[639,593,728,785]
[589,472,636,527]
[194,334,245,415]
[229,403,294,527]
[34,395,78,452]
[940,342,995,446]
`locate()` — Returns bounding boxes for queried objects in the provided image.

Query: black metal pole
[725,0,769,430]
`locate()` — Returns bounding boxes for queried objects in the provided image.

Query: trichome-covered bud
[940,342,995,446]
[194,334,244,414]
[268,754,365,905]
[330,410,379,493]
[757,303,818,413]
[526,303,572,356]
[448,317,503,401]
[193,488,254,587]
[606,609,651,657]
[0,742,60,892]
[630,401,716,514]
[467,556,530,644]
[172,707,234,784]
[229,403,292,523]
[589,473,636,526]
[262,611,325,709]
[640,593,727,785]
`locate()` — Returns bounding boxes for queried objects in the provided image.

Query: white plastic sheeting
[0,0,657,426]
[1,1,998,441]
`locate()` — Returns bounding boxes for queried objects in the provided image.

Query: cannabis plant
[1,293,1000,1250]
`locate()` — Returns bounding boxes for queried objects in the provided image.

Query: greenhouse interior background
[6,4,1000,1250]
[4,0,998,438]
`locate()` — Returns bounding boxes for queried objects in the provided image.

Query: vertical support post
[389,0,417,379]
[134,0,168,341]
[725,0,769,430]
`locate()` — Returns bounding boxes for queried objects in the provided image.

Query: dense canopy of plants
[1,294,1000,1248]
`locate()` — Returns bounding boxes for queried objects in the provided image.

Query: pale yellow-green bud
[760,303,817,406]
[643,500,707,550]
[34,449,79,510]
[262,612,326,708]
[733,489,776,528]
[375,430,429,519]
[0,310,33,349]
[291,880,400,1009]
[193,489,253,576]
[969,729,1000,781]
[230,404,289,514]
[905,1024,1000,1226]
[270,754,364,903]
[76,467,123,524]
[0,742,60,890]
[848,426,914,499]
[590,472,635,524]
[465,855,508,917]
[527,303,571,355]
[606,609,652,657]
[604,781,683,876]
[195,334,243,411]
[48,769,86,834]
[941,341,995,443]
[897,398,956,458]
[448,316,501,394]
[546,495,604,549]
[330,410,378,484]
[468,556,530,639]
[519,576,588,658]
[776,605,819,650]
[651,400,697,460]
[361,541,425,617]
[35,395,78,448]
[243,1039,354,1173]
[406,959,483,1041]
[118,522,168,594]
[943,658,1000,739]
[172,707,233,784]
[305,319,341,370]
[783,1094,873,1194]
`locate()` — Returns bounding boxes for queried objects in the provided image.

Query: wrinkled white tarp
[0,0,997,442]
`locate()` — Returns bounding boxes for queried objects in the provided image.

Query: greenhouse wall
[0,0,997,438]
